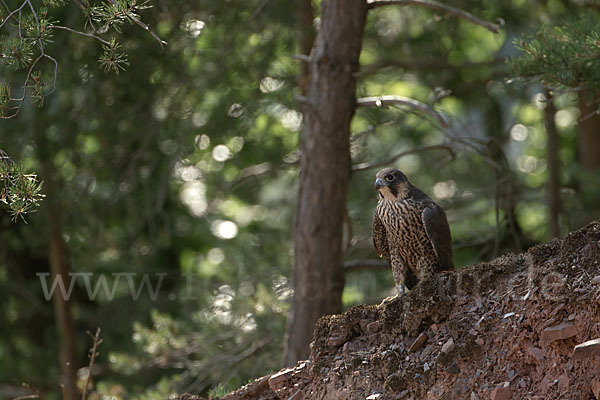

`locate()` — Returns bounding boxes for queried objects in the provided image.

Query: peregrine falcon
[372,168,454,293]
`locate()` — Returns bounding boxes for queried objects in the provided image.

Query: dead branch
[367,0,501,34]
[343,259,389,273]
[352,143,455,172]
[20,383,46,400]
[356,95,449,128]
[81,328,103,400]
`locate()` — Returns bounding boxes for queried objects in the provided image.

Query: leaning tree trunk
[283,0,368,366]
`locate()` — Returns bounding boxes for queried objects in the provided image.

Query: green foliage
[90,0,151,32]
[0,35,34,69]
[510,13,600,90]
[42,0,69,7]
[98,38,128,73]
[0,151,45,221]
[0,0,163,118]
[208,384,228,399]
[29,71,48,105]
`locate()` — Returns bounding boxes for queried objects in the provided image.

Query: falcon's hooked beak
[375,176,402,200]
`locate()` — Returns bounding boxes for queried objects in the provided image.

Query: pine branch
[104,0,167,47]
[509,14,600,91]
[0,0,166,118]
[0,149,45,222]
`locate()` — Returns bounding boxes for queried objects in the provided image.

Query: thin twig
[352,143,455,172]
[130,15,167,47]
[81,328,103,400]
[356,95,449,128]
[367,0,501,34]
[49,25,111,45]
[0,0,28,29]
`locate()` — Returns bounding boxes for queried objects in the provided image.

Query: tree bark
[544,89,560,238]
[49,209,78,400]
[297,0,315,94]
[577,89,600,170]
[283,0,368,366]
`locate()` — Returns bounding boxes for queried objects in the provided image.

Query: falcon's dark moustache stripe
[389,185,398,197]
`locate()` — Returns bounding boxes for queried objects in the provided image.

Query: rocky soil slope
[175,221,600,400]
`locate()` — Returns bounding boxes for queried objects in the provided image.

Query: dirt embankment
[176,221,600,400]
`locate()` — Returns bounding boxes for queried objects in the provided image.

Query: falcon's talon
[372,168,454,295]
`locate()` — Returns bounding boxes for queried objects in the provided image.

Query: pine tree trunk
[544,89,560,237]
[49,208,78,400]
[283,0,367,366]
[578,89,600,170]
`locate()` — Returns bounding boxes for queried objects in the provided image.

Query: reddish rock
[327,326,351,347]
[408,332,428,353]
[490,386,511,400]
[441,338,455,354]
[541,322,577,341]
[268,368,294,391]
[591,275,600,285]
[526,346,545,362]
[592,379,600,399]
[572,338,600,359]
[557,373,569,393]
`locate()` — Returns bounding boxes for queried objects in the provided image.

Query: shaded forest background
[1,0,600,399]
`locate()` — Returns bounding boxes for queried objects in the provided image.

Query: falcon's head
[374,168,409,200]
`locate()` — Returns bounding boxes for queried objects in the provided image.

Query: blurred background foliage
[1,0,599,398]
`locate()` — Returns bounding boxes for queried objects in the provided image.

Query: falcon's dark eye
[385,175,395,182]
